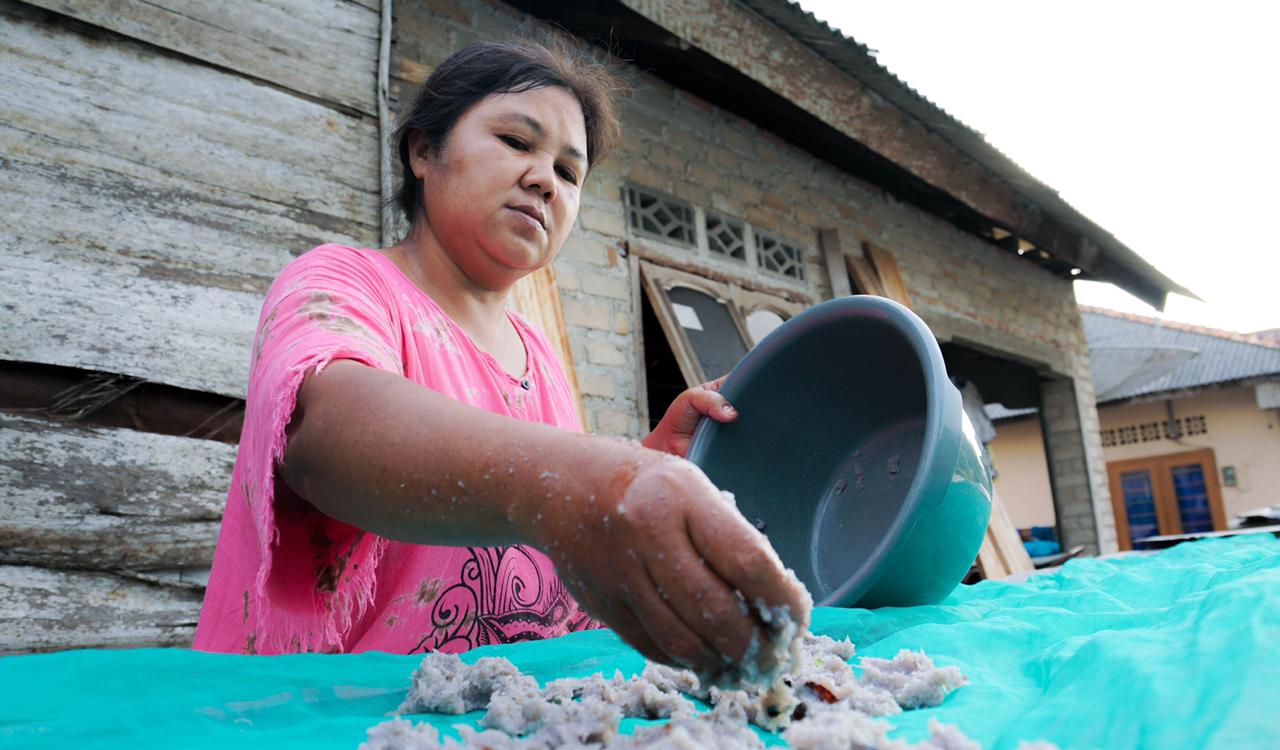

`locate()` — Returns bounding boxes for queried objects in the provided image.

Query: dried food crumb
[397,653,537,715]
[858,650,967,710]
[368,635,1051,750]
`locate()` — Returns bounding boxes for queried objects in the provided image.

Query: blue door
[1108,449,1225,549]
[1119,469,1159,546]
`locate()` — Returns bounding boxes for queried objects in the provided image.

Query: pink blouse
[193,244,594,655]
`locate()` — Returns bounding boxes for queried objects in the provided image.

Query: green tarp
[3,535,1278,749]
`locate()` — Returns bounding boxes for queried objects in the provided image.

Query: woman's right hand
[531,452,812,683]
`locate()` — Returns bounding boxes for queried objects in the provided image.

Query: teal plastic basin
[686,296,992,608]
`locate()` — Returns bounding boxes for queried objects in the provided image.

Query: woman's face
[410,86,588,291]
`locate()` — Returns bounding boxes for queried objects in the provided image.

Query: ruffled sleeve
[229,244,404,653]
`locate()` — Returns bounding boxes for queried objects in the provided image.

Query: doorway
[1107,448,1227,550]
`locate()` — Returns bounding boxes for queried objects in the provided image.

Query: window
[624,186,695,247]
[1103,415,1207,446]
[639,261,804,392]
[746,308,786,344]
[754,229,806,281]
[705,212,747,262]
[622,183,812,287]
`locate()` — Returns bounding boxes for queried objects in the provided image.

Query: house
[992,307,1280,550]
[0,0,1188,651]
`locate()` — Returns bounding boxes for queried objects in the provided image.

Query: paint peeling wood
[2,242,262,397]
[22,0,381,115]
[1,4,381,395]
[2,4,380,239]
[0,565,202,653]
[0,415,233,570]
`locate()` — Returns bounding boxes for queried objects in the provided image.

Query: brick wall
[391,0,1114,546]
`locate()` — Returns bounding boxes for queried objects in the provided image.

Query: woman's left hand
[642,375,736,458]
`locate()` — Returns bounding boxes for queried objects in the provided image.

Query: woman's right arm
[281,359,810,680]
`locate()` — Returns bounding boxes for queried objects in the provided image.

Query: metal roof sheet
[740,0,1194,306]
[987,309,1280,420]
[1082,309,1280,401]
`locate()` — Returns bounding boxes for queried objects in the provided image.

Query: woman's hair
[392,38,625,228]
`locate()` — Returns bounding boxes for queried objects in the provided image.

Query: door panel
[1106,448,1226,550]
[1170,463,1215,534]
[1119,469,1160,543]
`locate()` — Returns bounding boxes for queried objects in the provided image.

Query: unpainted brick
[762,191,790,213]
[730,180,762,205]
[593,409,631,436]
[625,162,670,192]
[424,0,472,24]
[612,311,634,336]
[665,126,704,155]
[558,234,609,267]
[715,120,756,157]
[555,270,580,292]
[580,373,617,398]
[563,299,612,331]
[624,107,666,139]
[685,161,721,188]
[586,338,627,366]
[582,272,630,300]
[745,206,780,232]
[580,203,626,237]
[709,190,746,218]
[649,146,688,174]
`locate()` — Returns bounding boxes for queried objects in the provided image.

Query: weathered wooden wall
[0,0,381,652]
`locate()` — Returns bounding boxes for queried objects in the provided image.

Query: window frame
[640,259,804,388]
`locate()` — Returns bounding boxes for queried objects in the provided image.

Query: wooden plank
[863,242,913,306]
[844,254,885,297]
[0,565,202,653]
[22,0,380,115]
[0,4,380,395]
[510,266,587,431]
[975,530,1009,580]
[1,242,262,397]
[0,414,233,570]
[2,5,380,239]
[818,229,852,298]
[976,487,1034,579]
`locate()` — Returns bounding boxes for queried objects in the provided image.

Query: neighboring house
[2,0,1188,650]
[991,307,1280,550]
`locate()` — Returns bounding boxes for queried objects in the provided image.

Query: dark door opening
[641,291,687,431]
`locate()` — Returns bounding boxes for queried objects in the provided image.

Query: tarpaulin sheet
[3,536,1278,749]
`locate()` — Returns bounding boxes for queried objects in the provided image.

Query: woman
[194,39,809,683]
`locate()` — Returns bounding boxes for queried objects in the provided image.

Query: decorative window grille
[1103,416,1208,447]
[754,230,806,280]
[705,212,746,261]
[624,186,695,247]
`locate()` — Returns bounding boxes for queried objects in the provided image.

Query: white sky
[796,1,1280,334]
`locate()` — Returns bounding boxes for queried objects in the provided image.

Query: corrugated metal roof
[986,309,1280,420]
[1082,309,1280,401]
[739,0,1194,306]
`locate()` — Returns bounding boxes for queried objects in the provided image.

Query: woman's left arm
[642,375,737,458]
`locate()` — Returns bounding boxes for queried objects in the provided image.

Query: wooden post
[819,229,853,298]
[510,266,587,431]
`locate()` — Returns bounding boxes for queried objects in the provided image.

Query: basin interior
[693,307,929,605]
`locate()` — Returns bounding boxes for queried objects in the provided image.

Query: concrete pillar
[1038,376,1118,555]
